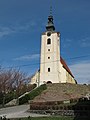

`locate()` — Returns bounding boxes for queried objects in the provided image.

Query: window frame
[48,68,50,72]
[48,57,50,59]
[47,38,51,45]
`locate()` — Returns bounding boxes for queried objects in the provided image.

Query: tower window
[48,49,50,51]
[48,68,50,72]
[47,32,51,36]
[47,38,51,44]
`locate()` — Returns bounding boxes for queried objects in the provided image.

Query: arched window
[47,81,52,84]
[47,38,51,44]
[48,68,50,72]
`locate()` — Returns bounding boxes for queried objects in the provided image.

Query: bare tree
[0,69,12,106]
[0,68,28,106]
[12,69,27,104]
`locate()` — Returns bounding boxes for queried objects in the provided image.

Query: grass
[10,116,90,120]
[12,116,74,120]
[27,116,74,120]
[11,116,90,120]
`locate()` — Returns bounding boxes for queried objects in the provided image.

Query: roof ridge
[60,57,74,78]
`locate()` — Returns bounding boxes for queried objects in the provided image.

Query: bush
[5,92,15,104]
[0,92,3,104]
[19,84,47,105]
[0,92,15,105]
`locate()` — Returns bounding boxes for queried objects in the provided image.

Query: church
[30,13,76,86]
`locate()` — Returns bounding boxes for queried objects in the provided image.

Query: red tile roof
[60,57,74,78]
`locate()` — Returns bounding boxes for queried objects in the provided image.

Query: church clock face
[47,32,51,36]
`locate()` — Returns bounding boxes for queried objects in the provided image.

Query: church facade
[30,14,76,86]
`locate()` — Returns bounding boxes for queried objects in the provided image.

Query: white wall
[30,31,76,86]
[40,32,61,85]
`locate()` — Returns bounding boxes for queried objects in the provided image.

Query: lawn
[11,116,89,120]
[22,116,74,120]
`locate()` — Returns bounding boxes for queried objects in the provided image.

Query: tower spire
[50,6,52,16]
[46,6,55,31]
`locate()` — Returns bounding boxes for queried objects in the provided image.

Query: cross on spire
[46,6,55,31]
[50,6,52,15]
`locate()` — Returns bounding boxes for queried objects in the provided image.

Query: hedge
[19,84,47,105]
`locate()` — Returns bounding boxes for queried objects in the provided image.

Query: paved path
[0,105,47,118]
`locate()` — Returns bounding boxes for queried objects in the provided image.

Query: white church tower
[30,11,76,86]
[39,13,62,85]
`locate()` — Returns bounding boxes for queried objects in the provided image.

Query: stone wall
[29,99,90,117]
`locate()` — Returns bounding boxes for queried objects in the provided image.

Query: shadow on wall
[73,98,90,120]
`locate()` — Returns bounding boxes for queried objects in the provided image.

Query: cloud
[61,38,73,48]
[80,37,90,47]
[13,21,37,31]
[0,20,37,39]
[29,21,37,27]
[69,60,90,84]
[14,54,40,61]
[62,37,90,48]
[0,27,15,38]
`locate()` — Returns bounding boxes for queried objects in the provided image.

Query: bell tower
[39,10,62,85]
[30,6,76,86]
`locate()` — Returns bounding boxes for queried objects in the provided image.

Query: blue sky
[0,0,90,84]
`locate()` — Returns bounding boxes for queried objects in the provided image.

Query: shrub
[5,92,15,104]
[19,84,47,105]
[0,92,3,104]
